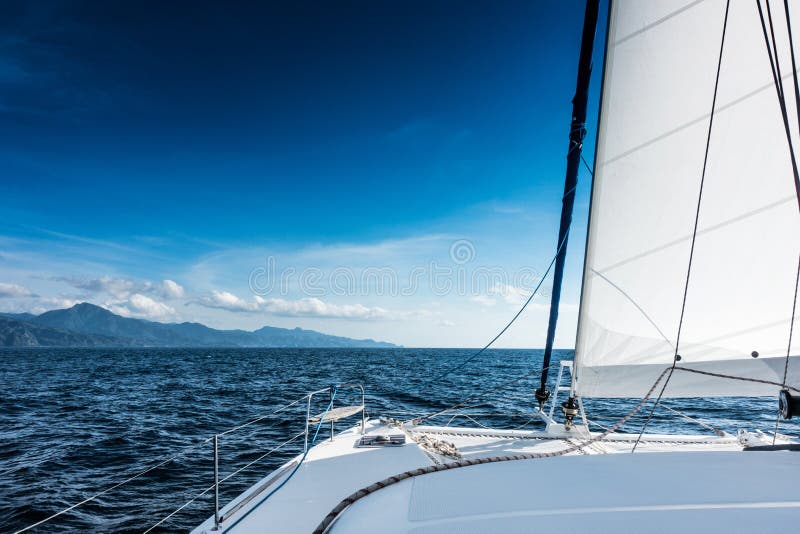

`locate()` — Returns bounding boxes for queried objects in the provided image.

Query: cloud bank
[193,290,424,321]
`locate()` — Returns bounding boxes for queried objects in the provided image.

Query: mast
[535,0,600,409]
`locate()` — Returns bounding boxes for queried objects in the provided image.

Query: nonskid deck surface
[192,419,797,534]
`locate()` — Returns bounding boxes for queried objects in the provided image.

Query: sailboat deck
[192,419,796,533]
[333,448,800,534]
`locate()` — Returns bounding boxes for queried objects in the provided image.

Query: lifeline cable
[220,387,338,533]
[11,393,312,534]
[142,431,305,533]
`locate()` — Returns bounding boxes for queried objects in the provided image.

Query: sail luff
[572,0,614,398]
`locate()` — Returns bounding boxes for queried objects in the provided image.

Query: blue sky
[0,1,606,347]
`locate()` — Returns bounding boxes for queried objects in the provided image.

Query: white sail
[574,0,800,397]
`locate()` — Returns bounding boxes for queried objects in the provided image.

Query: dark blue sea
[2,348,797,533]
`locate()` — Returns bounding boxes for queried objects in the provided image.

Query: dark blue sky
[0,1,607,346]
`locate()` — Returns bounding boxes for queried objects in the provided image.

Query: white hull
[192,419,800,533]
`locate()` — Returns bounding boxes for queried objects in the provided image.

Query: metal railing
[210,383,366,531]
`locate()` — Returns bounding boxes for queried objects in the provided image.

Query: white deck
[193,420,434,533]
[333,451,800,533]
[192,418,799,533]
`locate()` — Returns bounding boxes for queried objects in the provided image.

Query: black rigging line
[633,0,731,451]
[783,0,800,175]
[757,0,800,441]
[784,259,800,388]
[782,0,800,385]
[773,0,800,443]
[766,0,787,101]
[581,154,594,176]
[412,229,570,393]
[758,0,800,206]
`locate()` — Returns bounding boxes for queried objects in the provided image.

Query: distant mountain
[0,312,37,322]
[0,316,126,347]
[34,303,197,346]
[6,302,397,348]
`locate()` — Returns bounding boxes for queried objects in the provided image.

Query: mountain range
[0,303,397,348]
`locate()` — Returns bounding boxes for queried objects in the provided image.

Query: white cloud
[198,290,261,312]
[0,296,82,315]
[128,294,175,319]
[39,296,83,309]
[492,282,529,305]
[192,289,427,321]
[56,276,143,299]
[259,297,391,319]
[0,282,34,298]
[55,275,186,301]
[107,294,176,320]
[438,319,456,327]
[160,279,185,299]
[469,283,530,308]
[18,296,83,314]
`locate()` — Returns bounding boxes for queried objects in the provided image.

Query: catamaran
[190,0,800,532]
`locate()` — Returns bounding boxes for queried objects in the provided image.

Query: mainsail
[574,0,800,397]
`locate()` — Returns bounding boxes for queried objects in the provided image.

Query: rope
[775,0,800,445]
[366,126,590,403]
[758,0,800,204]
[585,417,612,432]
[581,154,594,176]
[659,402,725,437]
[671,365,800,393]
[381,411,544,418]
[633,0,731,452]
[312,367,671,534]
[364,224,572,405]
[446,413,490,429]
[774,255,800,443]
[409,366,549,426]
[11,393,311,534]
[783,0,800,208]
[142,431,305,533]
